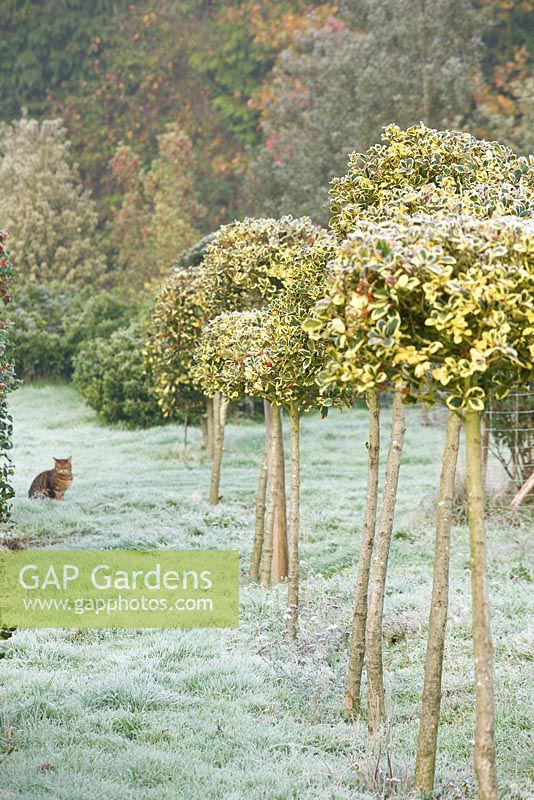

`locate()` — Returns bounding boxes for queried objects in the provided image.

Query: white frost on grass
[0,384,532,799]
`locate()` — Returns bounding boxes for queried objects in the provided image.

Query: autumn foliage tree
[247,2,481,223]
[474,1,534,155]
[0,0,530,233]
[52,2,245,225]
[111,125,203,293]
[42,1,332,228]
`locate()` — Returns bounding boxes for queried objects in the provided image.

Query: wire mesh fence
[419,389,534,515]
[485,388,534,507]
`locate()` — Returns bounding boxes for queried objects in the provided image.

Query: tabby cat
[28,457,73,500]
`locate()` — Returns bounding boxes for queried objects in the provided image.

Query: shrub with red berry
[200,215,335,318]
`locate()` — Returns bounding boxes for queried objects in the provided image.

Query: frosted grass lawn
[0,384,532,800]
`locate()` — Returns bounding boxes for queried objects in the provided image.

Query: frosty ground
[0,384,532,800]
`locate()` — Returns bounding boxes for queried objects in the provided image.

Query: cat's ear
[67,456,72,462]
[53,457,59,463]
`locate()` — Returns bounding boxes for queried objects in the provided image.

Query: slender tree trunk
[260,407,278,587]
[420,403,431,427]
[260,403,288,585]
[366,390,406,734]
[208,392,221,502]
[286,403,300,639]
[345,389,381,717]
[249,402,270,580]
[213,392,221,441]
[183,415,189,450]
[270,404,288,583]
[201,415,208,453]
[465,410,499,800]
[205,397,214,459]
[209,392,228,505]
[415,410,462,793]
[510,471,534,511]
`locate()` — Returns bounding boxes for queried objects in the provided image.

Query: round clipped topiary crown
[310,214,534,411]
[330,123,534,239]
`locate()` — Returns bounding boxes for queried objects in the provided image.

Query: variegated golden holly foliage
[143,266,207,421]
[193,309,270,401]
[330,123,534,240]
[307,214,534,411]
[201,216,335,317]
[263,287,341,410]
[194,300,340,412]
[195,218,344,411]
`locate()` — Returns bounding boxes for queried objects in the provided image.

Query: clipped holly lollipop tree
[317,213,533,799]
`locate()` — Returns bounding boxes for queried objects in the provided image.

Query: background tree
[246,1,481,223]
[48,1,246,225]
[0,1,530,232]
[342,0,482,124]
[473,1,534,154]
[4,286,139,382]
[0,0,128,120]
[475,50,534,156]
[111,126,203,293]
[0,116,106,287]
[188,1,335,145]
[1,1,329,229]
